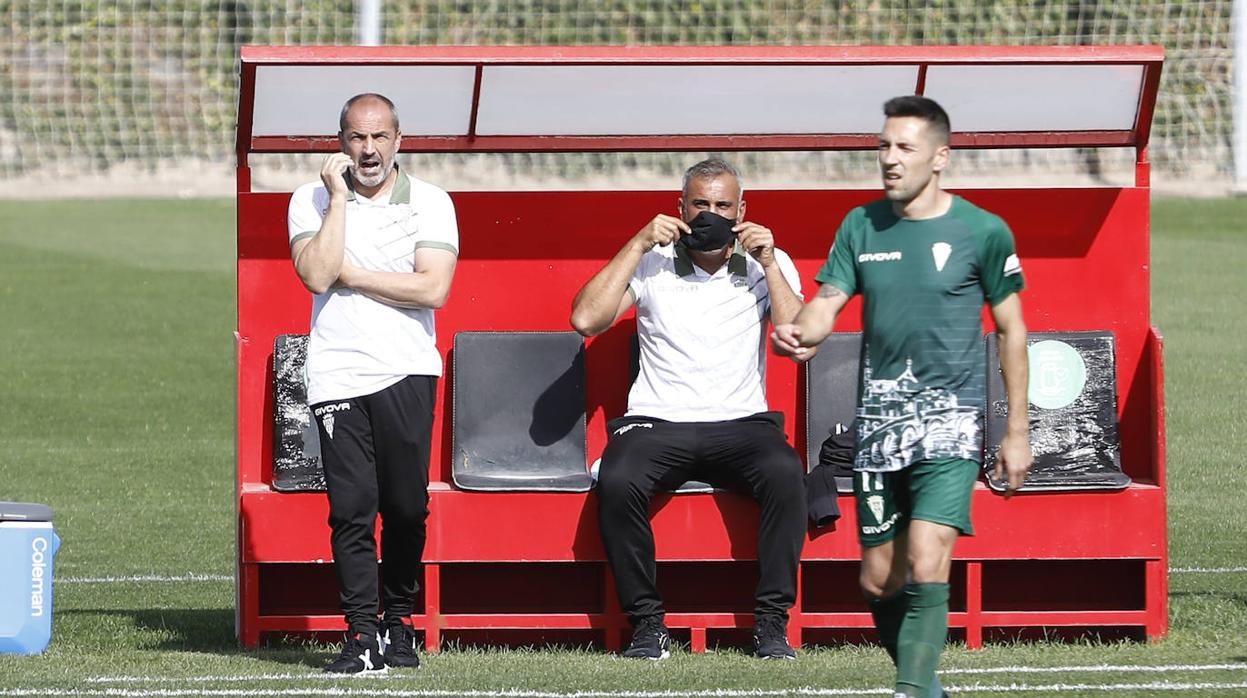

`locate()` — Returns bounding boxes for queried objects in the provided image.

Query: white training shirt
[287,168,459,405]
[625,243,802,422]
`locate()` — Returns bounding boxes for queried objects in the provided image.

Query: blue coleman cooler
[0,502,60,654]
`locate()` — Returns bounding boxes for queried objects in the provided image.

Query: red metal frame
[235,46,1167,651]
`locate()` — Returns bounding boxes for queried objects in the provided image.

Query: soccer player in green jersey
[772,96,1033,698]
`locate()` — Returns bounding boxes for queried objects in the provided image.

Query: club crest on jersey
[867,495,885,523]
[322,414,335,438]
[932,242,951,272]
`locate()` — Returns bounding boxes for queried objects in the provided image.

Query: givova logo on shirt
[858,251,902,263]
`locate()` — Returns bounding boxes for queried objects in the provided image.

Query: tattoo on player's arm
[817,284,845,299]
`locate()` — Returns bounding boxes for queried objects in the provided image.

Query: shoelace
[634,618,666,640]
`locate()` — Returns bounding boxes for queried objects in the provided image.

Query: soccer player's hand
[320,153,353,199]
[735,222,775,268]
[771,323,812,362]
[996,432,1033,497]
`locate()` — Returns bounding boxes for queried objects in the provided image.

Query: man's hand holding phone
[320,153,353,199]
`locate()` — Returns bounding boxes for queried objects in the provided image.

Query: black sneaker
[382,618,420,668]
[753,615,796,659]
[324,630,387,674]
[622,616,670,660]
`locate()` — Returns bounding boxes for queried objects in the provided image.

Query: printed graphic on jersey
[376,205,422,264]
[855,355,980,472]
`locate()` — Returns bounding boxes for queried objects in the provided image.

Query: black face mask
[679,211,737,252]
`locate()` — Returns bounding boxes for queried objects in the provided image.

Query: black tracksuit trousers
[311,375,437,634]
[596,411,808,624]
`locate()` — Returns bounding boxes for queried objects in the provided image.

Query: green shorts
[853,458,979,548]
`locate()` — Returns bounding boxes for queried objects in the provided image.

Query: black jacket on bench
[807,421,855,528]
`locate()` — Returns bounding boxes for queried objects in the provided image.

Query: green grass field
[0,197,1245,696]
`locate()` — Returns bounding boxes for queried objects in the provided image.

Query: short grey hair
[682,158,744,198]
[338,93,400,133]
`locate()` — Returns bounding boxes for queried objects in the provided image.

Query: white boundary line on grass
[57,567,1247,585]
[942,662,1247,674]
[949,682,1247,694]
[85,663,1247,685]
[58,575,232,584]
[9,681,1247,697]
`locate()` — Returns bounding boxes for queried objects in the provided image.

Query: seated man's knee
[596,461,651,510]
[756,446,806,496]
[773,459,806,497]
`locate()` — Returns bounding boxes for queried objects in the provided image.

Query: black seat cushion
[452,331,591,492]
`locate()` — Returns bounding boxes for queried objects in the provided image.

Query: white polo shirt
[287,168,459,405]
[625,243,802,422]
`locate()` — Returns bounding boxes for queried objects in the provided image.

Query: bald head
[339,93,400,134]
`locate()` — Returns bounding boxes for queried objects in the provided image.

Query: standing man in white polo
[570,159,809,660]
[287,93,459,674]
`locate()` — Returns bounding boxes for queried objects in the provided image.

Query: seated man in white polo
[570,159,809,660]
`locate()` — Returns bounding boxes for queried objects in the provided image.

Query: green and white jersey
[816,195,1024,472]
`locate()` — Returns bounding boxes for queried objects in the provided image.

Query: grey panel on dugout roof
[985,331,1131,492]
[452,332,592,492]
[271,334,326,492]
[243,49,1160,148]
[0,502,53,522]
[804,333,863,493]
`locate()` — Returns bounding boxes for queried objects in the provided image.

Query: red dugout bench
[235,46,1167,651]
